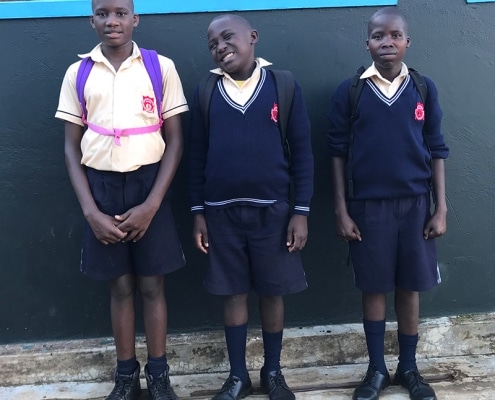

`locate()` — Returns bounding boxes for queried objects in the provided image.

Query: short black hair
[368,7,408,35]
[210,14,253,30]
[92,0,134,13]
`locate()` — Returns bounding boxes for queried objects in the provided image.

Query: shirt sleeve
[187,86,208,214]
[326,79,353,158]
[286,81,314,216]
[159,55,189,120]
[54,61,85,126]
[423,77,449,159]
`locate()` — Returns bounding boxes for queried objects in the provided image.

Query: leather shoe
[211,375,252,400]
[352,365,390,400]
[393,369,436,400]
[260,368,295,400]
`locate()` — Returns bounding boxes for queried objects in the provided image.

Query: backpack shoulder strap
[408,68,427,104]
[75,57,95,122]
[348,65,366,122]
[270,69,295,161]
[197,72,220,134]
[140,48,163,121]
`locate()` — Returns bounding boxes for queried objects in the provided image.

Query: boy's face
[367,14,410,73]
[90,0,138,49]
[207,16,259,81]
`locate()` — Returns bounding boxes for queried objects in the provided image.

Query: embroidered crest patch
[142,96,155,114]
[415,102,425,121]
[270,103,278,123]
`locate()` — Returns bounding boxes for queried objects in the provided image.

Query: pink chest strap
[84,117,162,146]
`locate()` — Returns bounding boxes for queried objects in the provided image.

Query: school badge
[142,96,155,114]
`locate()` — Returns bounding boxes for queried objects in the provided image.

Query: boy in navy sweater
[188,14,313,400]
[327,7,448,400]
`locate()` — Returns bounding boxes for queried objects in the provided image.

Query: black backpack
[346,66,429,198]
[197,69,295,162]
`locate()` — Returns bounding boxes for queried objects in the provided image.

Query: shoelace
[220,376,241,393]
[267,372,290,392]
[148,374,177,400]
[108,376,134,398]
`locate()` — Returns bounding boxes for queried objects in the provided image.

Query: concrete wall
[0,0,494,345]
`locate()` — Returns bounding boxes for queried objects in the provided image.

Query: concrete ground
[1,313,494,400]
[2,355,495,399]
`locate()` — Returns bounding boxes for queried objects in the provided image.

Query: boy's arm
[285,82,313,252]
[64,122,127,244]
[187,87,210,253]
[331,157,361,242]
[423,158,447,239]
[115,114,184,242]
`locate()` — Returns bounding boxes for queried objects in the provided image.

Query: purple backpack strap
[140,48,163,120]
[75,57,95,123]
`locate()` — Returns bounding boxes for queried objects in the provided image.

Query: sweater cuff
[293,205,310,216]
[190,205,204,215]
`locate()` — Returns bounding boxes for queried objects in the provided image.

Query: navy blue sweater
[188,68,314,215]
[327,74,449,200]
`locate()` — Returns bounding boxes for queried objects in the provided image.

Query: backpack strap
[408,68,427,104]
[75,57,95,124]
[197,72,220,134]
[270,69,295,162]
[140,48,163,124]
[346,66,366,197]
[76,48,163,126]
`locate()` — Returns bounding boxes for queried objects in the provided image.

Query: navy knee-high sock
[262,330,283,374]
[397,332,418,373]
[225,324,249,383]
[117,356,139,375]
[147,353,168,379]
[363,319,387,375]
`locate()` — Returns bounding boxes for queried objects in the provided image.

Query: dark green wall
[1,0,494,344]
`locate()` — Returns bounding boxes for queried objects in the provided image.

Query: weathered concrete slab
[0,313,494,390]
[1,355,495,399]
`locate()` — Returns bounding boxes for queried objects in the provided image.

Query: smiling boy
[327,7,448,400]
[188,14,314,400]
[55,0,188,399]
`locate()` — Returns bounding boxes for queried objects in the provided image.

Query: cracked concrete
[1,313,494,399]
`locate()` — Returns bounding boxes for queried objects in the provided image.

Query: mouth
[105,31,122,38]
[221,52,234,62]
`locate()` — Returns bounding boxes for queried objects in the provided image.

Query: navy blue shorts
[204,203,308,296]
[348,194,440,293]
[81,163,185,281]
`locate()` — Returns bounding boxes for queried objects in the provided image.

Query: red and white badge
[142,96,155,114]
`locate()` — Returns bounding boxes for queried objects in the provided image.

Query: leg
[352,292,390,400]
[138,274,179,400]
[108,274,141,400]
[212,294,252,400]
[138,275,167,358]
[110,273,137,362]
[259,295,294,400]
[395,288,419,373]
[393,289,436,400]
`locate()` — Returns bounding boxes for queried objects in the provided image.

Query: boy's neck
[376,64,402,82]
[101,41,134,71]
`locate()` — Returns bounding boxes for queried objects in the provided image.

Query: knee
[110,276,136,302]
[138,276,164,300]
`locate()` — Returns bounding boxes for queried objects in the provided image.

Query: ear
[89,16,95,29]
[366,39,370,51]
[406,36,411,48]
[133,13,139,28]
[250,29,259,45]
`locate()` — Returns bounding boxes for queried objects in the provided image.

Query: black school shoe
[352,365,390,400]
[212,375,252,400]
[145,363,179,400]
[393,369,437,400]
[106,363,141,400]
[260,368,295,400]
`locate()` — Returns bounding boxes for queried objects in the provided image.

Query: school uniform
[188,58,314,295]
[327,62,449,293]
[56,42,188,280]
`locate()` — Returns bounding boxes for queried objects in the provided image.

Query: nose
[105,13,119,26]
[216,40,227,53]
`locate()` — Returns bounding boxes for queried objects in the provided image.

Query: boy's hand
[287,214,308,253]
[114,203,157,242]
[336,212,362,242]
[192,214,209,254]
[86,211,127,245]
[424,209,447,239]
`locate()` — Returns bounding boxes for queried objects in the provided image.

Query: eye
[224,33,233,40]
[208,42,217,51]
[95,12,106,17]
[117,12,127,17]
[372,34,382,40]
